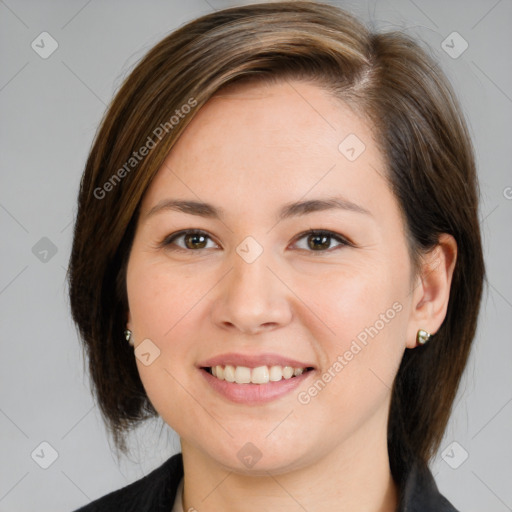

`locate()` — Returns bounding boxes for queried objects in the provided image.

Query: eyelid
[161,228,353,253]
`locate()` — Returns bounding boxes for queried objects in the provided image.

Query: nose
[210,245,293,335]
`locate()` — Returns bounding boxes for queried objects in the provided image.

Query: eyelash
[160,229,352,254]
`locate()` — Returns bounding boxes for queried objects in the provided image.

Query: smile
[204,364,314,384]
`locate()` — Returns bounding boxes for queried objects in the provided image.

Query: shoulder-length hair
[67,0,485,484]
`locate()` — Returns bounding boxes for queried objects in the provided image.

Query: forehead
[141,80,389,217]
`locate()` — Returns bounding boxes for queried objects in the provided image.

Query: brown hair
[67,0,485,484]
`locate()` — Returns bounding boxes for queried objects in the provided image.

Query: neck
[180,409,399,512]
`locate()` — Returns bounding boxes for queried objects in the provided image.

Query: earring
[417,329,431,345]
[124,329,134,346]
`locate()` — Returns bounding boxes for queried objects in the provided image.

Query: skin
[126,79,457,512]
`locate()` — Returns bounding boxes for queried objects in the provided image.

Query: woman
[68,2,484,511]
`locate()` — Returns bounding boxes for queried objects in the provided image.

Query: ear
[405,233,457,349]
[126,310,132,331]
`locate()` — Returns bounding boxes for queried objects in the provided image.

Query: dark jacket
[73,452,459,511]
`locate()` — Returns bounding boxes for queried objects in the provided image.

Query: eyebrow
[145,196,372,222]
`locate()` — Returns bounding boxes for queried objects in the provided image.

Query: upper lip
[199,352,315,369]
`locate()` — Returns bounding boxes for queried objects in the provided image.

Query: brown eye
[183,232,208,250]
[308,233,331,250]
[163,230,217,251]
[162,229,351,254]
[293,230,351,253]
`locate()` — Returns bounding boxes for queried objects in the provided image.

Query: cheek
[128,264,203,432]
[292,258,409,399]
[126,255,215,398]
[297,258,406,341]
[127,257,204,338]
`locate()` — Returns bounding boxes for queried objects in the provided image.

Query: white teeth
[251,366,269,384]
[208,364,309,384]
[269,365,283,382]
[234,366,251,384]
[282,366,294,379]
[224,365,235,382]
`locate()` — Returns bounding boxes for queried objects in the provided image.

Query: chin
[206,442,314,476]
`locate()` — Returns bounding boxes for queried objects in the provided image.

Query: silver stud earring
[417,329,431,345]
[124,329,134,346]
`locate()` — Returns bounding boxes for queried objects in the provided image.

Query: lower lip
[200,368,314,404]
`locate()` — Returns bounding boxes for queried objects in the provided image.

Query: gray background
[0,0,511,511]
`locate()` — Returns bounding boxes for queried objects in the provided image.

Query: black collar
[396,457,459,511]
[74,452,460,511]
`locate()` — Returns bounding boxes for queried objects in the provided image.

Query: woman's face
[126,80,419,473]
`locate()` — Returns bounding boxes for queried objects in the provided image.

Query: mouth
[201,364,315,385]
